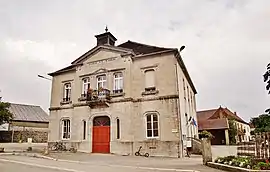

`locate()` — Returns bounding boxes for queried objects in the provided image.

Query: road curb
[0,153,16,156]
[0,152,57,161]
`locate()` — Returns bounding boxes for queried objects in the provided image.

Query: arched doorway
[92,116,110,153]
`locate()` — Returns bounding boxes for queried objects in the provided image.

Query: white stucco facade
[48,32,198,157]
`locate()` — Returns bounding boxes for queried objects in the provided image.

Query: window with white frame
[113,72,123,93]
[144,69,155,91]
[63,83,71,102]
[97,75,106,89]
[82,78,90,96]
[146,113,159,138]
[62,119,70,139]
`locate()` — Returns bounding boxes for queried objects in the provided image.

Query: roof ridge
[118,40,177,50]
[197,108,218,113]
[10,103,41,107]
[103,44,134,52]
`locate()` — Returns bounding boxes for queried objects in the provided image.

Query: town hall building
[48,29,198,157]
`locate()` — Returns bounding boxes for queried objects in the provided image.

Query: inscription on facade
[87,56,118,65]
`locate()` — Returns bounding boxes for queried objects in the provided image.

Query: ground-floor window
[83,120,86,140]
[116,118,120,139]
[62,119,70,139]
[146,113,159,138]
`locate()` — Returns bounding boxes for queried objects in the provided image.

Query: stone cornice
[49,94,179,111]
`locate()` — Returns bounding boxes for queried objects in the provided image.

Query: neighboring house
[8,103,49,131]
[48,30,198,157]
[197,106,250,145]
[0,103,49,143]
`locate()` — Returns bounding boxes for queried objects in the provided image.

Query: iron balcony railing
[86,88,110,101]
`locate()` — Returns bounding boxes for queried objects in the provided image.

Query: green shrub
[216,156,253,168]
[199,130,213,139]
[224,156,236,162]
[215,157,225,163]
[256,162,268,170]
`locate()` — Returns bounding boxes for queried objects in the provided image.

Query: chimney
[95,26,117,46]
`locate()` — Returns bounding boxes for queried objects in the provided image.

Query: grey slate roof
[9,103,49,123]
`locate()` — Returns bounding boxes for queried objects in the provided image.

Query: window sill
[78,97,87,101]
[111,92,125,97]
[142,90,159,96]
[145,137,159,140]
[60,101,72,105]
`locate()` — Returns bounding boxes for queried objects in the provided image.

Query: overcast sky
[0,0,269,121]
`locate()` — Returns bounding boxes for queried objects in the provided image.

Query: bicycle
[52,142,67,151]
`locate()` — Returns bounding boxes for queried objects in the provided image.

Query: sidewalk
[42,152,222,172]
[0,143,47,153]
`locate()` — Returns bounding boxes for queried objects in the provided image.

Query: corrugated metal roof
[9,103,49,123]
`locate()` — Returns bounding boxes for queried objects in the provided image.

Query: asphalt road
[0,154,224,172]
[0,160,61,172]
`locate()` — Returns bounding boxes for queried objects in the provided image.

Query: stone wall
[0,131,48,143]
[191,138,202,155]
[211,145,238,160]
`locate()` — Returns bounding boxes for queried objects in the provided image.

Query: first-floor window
[63,83,71,102]
[97,75,106,89]
[144,69,155,91]
[82,78,90,96]
[146,113,159,138]
[113,72,123,93]
[62,119,70,139]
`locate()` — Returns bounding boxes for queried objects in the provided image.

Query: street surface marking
[0,158,85,172]
[57,158,200,172]
[0,157,200,172]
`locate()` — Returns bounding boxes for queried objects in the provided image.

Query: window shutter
[145,70,155,88]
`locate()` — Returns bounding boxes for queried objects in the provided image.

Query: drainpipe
[175,58,183,158]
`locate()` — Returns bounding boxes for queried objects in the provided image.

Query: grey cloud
[0,44,52,113]
[0,0,269,121]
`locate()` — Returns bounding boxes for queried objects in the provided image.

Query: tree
[263,63,270,113]
[0,102,13,125]
[251,114,270,133]
[228,120,237,144]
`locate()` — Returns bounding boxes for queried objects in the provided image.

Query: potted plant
[199,130,214,139]
[98,87,104,92]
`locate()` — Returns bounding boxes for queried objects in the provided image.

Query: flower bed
[215,156,270,170]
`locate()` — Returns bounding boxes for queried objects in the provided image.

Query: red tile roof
[197,109,218,121]
[198,118,229,130]
[223,108,248,124]
[197,106,248,130]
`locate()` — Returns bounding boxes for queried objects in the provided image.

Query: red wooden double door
[92,116,110,153]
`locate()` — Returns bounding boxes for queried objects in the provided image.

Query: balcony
[86,88,111,108]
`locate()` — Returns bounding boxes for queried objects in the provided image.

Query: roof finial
[105,25,108,32]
